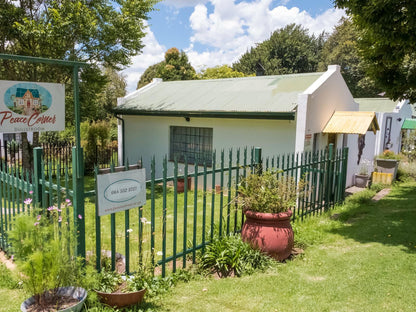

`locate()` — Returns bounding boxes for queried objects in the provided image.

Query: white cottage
[115,65,379,187]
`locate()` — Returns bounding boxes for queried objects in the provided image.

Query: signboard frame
[96,167,146,217]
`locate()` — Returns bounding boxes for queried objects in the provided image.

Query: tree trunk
[21,132,33,175]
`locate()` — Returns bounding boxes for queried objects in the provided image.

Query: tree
[198,65,247,79]
[0,0,156,121]
[318,18,381,97]
[97,68,127,119]
[136,47,196,89]
[0,0,156,171]
[335,0,416,102]
[233,24,324,75]
[137,62,163,89]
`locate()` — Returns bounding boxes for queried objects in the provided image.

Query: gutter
[111,109,295,121]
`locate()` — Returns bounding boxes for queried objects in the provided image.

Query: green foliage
[137,62,163,89]
[237,170,304,213]
[397,161,416,182]
[9,199,83,306]
[318,17,381,97]
[376,150,401,160]
[0,264,20,289]
[199,234,273,278]
[96,68,127,119]
[137,48,196,89]
[157,48,196,81]
[369,183,385,193]
[0,0,157,123]
[233,24,324,75]
[198,65,248,79]
[401,130,416,162]
[39,127,75,145]
[83,120,113,172]
[335,0,416,102]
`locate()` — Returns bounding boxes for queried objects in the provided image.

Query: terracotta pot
[241,210,293,261]
[21,287,87,312]
[96,288,146,308]
[177,177,192,193]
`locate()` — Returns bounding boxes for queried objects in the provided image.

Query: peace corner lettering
[0,111,57,127]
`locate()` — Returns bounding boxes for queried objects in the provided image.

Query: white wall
[295,65,357,155]
[295,65,357,187]
[121,115,297,179]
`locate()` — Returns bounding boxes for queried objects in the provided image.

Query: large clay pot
[177,177,192,193]
[21,287,87,312]
[241,210,293,261]
[96,288,146,308]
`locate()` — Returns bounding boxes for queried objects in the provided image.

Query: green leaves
[335,0,416,101]
[199,234,273,278]
[0,0,157,123]
[233,24,323,76]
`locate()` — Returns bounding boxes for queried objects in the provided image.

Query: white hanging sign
[97,169,146,216]
[0,80,65,132]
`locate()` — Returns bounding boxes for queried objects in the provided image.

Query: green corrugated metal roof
[402,118,416,130]
[114,72,323,118]
[355,98,400,113]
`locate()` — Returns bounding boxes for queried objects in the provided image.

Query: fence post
[33,147,43,205]
[72,146,85,260]
[341,147,349,201]
[325,144,334,211]
[254,147,262,174]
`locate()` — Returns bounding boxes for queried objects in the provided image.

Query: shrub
[397,161,416,182]
[198,234,274,278]
[237,170,305,213]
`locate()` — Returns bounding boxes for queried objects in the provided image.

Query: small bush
[397,161,416,182]
[198,234,273,278]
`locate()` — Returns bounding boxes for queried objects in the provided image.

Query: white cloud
[124,1,345,93]
[122,24,165,93]
[187,0,345,71]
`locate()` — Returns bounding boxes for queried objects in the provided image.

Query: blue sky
[122,0,345,92]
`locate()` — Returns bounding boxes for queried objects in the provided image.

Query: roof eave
[112,109,295,120]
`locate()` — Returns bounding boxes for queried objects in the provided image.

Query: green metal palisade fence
[0,144,348,276]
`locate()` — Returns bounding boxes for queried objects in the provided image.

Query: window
[170,126,213,166]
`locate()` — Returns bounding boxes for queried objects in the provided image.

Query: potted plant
[95,260,150,308]
[237,170,305,261]
[354,159,372,188]
[10,198,88,312]
[375,150,401,180]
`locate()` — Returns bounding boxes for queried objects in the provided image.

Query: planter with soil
[21,287,87,312]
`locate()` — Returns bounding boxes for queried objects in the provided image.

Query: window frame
[169,125,213,166]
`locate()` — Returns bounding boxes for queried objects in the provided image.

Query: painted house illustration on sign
[14,88,42,116]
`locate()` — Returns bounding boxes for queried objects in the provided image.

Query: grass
[1,181,415,311]
[83,184,242,272]
[152,181,416,312]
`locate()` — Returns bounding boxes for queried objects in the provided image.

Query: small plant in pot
[10,197,87,312]
[355,159,372,188]
[237,169,305,261]
[95,258,151,309]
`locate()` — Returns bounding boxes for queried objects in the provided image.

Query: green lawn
[1,181,415,311]
[153,182,416,311]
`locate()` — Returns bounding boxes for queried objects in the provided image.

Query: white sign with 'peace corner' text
[97,169,146,216]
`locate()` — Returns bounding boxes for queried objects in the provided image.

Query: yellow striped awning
[322,111,379,135]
